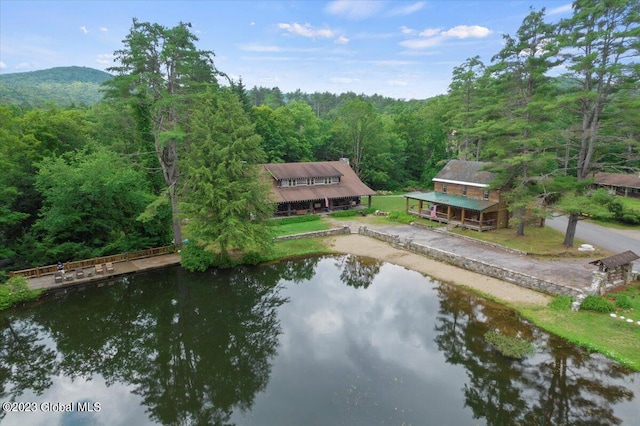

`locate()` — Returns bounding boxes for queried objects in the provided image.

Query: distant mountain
[0,66,112,107]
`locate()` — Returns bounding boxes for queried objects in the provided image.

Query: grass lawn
[450,225,601,257]
[370,195,407,212]
[271,220,331,237]
[268,238,333,260]
[518,283,640,371]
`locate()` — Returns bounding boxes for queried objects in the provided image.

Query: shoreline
[327,234,551,306]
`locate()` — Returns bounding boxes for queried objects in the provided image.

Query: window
[442,183,447,193]
[483,189,490,200]
[288,179,296,187]
[462,185,467,197]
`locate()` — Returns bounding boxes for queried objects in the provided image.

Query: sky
[0,0,574,100]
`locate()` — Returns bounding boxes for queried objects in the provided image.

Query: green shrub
[549,295,573,311]
[329,210,358,217]
[0,276,42,310]
[242,251,264,266]
[266,215,321,226]
[580,295,615,313]
[211,252,236,269]
[180,243,214,272]
[484,330,535,359]
[621,211,640,225]
[614,294,633,310]
[388,211,414,224]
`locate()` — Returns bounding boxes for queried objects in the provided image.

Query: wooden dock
[26,253,181,294]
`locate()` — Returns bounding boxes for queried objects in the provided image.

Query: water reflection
[0,256,638,425]
[434,284,635,425]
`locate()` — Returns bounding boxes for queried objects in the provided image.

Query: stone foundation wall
[358,226,582,297]
[274,226,351,242]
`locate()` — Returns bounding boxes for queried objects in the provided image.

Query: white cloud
[388,2,425,16]
[278,22,334,38]
[0,61,6,69]
[335,35,349,45]
[100,27,108,32]
[325,0,384,20]
[387,79,409,86]
[250,22,256,26]
[368,60,416,66]
[400,24,491,50]
[96,53,114,65]
[330,77,360,84]
[15,62,31,70]
[548,4,573,15]
[419,28,440,37]
[240,44,282,52]
[400,37,444,49]
[80,25,88,34]
[400,26,416,35]
[352,31,396,40]
[441,25,491,39]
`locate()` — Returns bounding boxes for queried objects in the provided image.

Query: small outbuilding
[589,250,639,293]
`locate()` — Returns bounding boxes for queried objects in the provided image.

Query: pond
[1,255,638,425]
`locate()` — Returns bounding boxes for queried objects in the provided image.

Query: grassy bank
[516,286,640,371]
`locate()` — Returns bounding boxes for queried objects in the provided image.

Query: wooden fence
[8,245,177,279]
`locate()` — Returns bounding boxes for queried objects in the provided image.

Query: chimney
[339,158,349,166]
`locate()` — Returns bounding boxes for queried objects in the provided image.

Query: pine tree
[180,88,274,265]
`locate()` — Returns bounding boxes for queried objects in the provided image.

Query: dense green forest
[0,1,638,276]
[0,66,112,107]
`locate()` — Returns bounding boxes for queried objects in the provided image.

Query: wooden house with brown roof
[264,159,375,216]
[404,160,509,231]
[592,172,640,199]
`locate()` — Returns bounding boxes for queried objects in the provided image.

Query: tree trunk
[169,185,182,247]
[563,212,579,247]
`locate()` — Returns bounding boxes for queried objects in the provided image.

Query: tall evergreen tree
[556,0,639,246]
[104,19,220,247]
[486,8,560,236]
[181,88,274,264]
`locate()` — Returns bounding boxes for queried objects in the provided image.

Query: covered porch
[404,192,500,231]
[275,195,372,217]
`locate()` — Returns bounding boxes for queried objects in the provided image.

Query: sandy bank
[328,234,551,306]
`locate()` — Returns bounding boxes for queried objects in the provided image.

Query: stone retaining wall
[274,226,351,241]
[359,226,582,297]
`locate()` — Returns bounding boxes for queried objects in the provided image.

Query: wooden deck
[26,253,181,294]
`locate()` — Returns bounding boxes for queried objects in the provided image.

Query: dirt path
[327,234,551,306]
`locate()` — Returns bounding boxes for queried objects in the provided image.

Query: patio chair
[76,268,84,279]
[95,264,104,274]
[106,262,114,273]
[54,271,63,283]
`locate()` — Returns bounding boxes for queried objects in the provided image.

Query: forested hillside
[1,1,638,275]
[0,66,112,107]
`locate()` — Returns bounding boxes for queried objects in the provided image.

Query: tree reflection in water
[434,283,634,426]
[0,260,313,425]
[0,257,637,425]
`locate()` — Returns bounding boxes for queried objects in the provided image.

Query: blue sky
[0,0,573,99]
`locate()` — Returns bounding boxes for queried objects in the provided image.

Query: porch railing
[8,245,177,279]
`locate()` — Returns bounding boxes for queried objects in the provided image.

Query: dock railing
[8,245,178,279]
